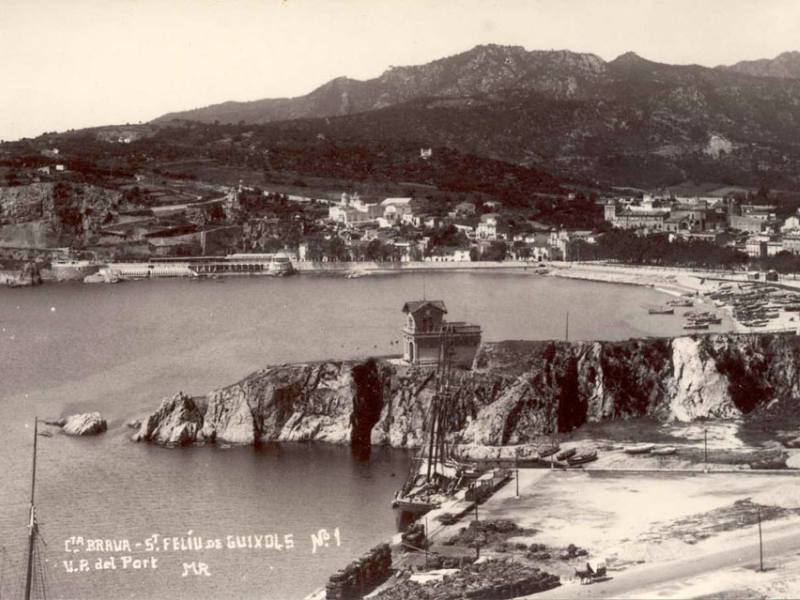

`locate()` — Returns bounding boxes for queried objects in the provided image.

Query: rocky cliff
[0,262,43,287]
[0,182,122,248]
[133,334,800,449]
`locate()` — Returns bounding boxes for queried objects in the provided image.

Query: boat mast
[426,327,450,483]
[24,417,38,600]
[426,329,444,481]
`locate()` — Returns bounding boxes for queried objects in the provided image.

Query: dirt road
[529,522,800,599]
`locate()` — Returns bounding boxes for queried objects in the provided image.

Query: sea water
[0,272,723,599]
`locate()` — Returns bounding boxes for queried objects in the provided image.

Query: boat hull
[391,498,439,514]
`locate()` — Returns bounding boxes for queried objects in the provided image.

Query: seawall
[292,260,541,274]
[132,333,800,449]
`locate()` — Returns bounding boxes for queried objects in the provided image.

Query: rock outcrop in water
[133,392,205,446]
[132,333,800,448]
[61,412,108,436]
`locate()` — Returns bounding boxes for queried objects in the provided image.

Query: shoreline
[547,262,800,335]
[20,257,800,335]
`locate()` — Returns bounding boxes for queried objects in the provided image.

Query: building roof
[402,300,447,315]
[381,197,413,206]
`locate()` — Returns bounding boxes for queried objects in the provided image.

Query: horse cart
[575,559,607,585]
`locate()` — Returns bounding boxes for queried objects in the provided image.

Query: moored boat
[567,449,598,466]
[648,306,675,315]
[652,446,677,456]
[391,494,441,514]
[556,448,577,461]
[623,443,655,455]
[538,444,560,458]
[669,299,693,307]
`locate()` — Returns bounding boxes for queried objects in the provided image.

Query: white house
[381,197,414,222]
[329,192,381,225]
[424,248,472,262]
[477,214,500,240]
[782,215,800,232]
[531,243,552,262]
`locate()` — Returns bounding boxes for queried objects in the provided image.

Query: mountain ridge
[143,45,800,187]
[722,51,800,79]
[153,45,800,126]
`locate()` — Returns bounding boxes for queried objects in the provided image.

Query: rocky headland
[131,333,800,451]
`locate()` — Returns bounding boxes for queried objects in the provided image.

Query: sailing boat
[392,330,465,515]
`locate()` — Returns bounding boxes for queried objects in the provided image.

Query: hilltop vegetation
[149,45,800,190]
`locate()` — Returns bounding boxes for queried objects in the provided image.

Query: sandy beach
[549,262,800,335]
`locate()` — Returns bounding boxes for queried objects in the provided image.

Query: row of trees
[576,229,748,269]
[302,236,422,262]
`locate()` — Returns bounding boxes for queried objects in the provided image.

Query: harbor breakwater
[132,333,800,450]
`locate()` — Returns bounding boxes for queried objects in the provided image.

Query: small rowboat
[669,299,693,307]
[652,446,677,456]
[556,448,577,461]
[538,444,560,458]
[623,444,654,455]
[567,450,598,466]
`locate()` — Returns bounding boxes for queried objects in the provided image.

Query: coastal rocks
[133,334,800,450]
[202,388,256,445]
[132,392,204,446]
[1,262,43,287]
[62,412,108,436]
[134,363,364,447]
[668,337,737,421]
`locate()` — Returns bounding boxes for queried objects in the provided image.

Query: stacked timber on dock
[325,543,392,600]
[374,559,560,599]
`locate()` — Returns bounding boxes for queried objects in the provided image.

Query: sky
[1,0,799,141]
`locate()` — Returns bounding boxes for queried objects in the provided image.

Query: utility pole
[704,428,708,473]
[24,417,38,600]
[758,507,764,572]
[515,452,520,499]
[424,516,428,571]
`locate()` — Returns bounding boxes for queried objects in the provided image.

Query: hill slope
[151,45,800,188]
[722,51,800,79]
